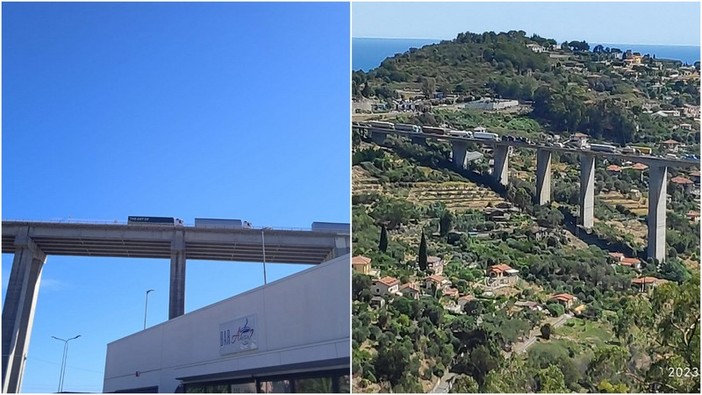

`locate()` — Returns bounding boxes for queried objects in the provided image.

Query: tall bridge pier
[579,154,596,228]
[369,129,388,145]
[451,141,468,169]
[2,229,46,394]
[535,149,552,205]
[493,145,510,186]
[169,230,186,319]
[647,165,668,261]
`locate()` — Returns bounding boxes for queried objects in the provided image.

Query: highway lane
[353,123,700,169]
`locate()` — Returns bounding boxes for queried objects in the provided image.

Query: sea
[353,37,701,71]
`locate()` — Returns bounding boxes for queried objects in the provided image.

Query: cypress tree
[418,231,428,271]
[379,224,388,253]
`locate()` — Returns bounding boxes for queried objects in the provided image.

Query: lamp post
[144,289,155,330]
[51,334,80,393]
[261,227,272,285]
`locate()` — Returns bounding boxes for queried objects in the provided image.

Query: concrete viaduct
[357,124,699,263]
[1,221,350,393]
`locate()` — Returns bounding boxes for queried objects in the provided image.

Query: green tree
[379,224,388,253]
[440,210,453,237]
[450,375,479,393]
[418,231,428,271]
[540,323,552,340]
[536,365,568,393]
[421,77,436,98]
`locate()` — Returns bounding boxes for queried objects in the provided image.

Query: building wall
[103,255,350,393]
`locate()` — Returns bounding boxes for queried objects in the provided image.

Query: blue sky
[352,1,701,46]
[1,2,349,392]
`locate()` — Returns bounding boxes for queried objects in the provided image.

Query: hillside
[353,30,701,149]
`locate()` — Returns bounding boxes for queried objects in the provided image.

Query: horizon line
[353,36,701,48]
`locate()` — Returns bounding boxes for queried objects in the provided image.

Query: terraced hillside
[599,191,648,217]
[353,167,507,211]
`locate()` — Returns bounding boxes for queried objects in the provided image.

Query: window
[294,377,332,393]
[259,379,291,393]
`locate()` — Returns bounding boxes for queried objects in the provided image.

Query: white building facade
[103,255,350,393]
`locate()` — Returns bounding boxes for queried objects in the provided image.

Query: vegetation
[352,29,700,393]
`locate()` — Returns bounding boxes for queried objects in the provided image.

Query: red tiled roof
[690,171,700,177]
[671,176,694,184]
[609,252,624,259]
[573,132,589,138]
[606,164,622,172]
[620,257,640,266]
[632,276,658,285]
[352,255,371,265]
[631,163,648,171]
[443,288,459,297]
[662,139,680,144]
[375,276,399,287]
[687,210,700,218]
[550,293,575,302]
[458,295,476,302]
[488,264,513,273]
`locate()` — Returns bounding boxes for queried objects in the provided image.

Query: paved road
[507,313,574,357]
[431,372,456,393]
[430,314,573,393]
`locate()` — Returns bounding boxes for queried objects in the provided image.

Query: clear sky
[352,1,701,46]
[1,2,349,393]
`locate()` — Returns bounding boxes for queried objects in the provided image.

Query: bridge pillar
[535,149,552,205]
[169,231,186,320]
[493,145,509,186]
[579,154,596,228]
[2,229,46,393]
[451,141,468,170]
[647,165,668,262]
[324,236,351,262]
[411,135,426,145]
[370,129,387,145]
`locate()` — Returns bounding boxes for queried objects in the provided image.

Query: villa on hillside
[608,252,641,270]
[549,293,577,309]
[352,255,372,275]
[427,256,444,275]
[424,274,451,293]
[486,264,519,287]
[399,283,421,300]
[661,139,682,152]
[372,276,400,296]
[670,176,695,193]
[631,276,663,292]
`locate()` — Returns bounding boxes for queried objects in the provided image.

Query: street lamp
[51,334,80,393]
[144,289,155,330]
[261,227,272,285]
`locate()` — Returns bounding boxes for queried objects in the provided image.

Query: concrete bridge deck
[355,125,700,169]
[1,220,350,393]
[1,221,344,264]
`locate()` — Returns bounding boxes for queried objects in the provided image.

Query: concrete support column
[535,149,553,205]
[370,130,387,145]
[493,145,509,186]
[411,135,427,145]
[451,141,468,170]
[324,236,350,262]
[2,229,46,393]
[579,154,596,228]
[647,165,668,262]
[169,231,186,320]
